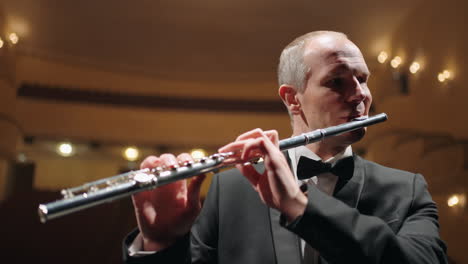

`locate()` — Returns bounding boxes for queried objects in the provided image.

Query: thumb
[187,174,207,208]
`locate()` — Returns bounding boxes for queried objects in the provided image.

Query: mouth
[343,113,367,122]
[350,115,368,121]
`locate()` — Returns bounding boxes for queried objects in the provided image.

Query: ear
[278,85,301,115]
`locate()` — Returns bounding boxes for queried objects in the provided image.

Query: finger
[264,130,279,146]
[236,131,278,159]
[218,139,254,157]
[220,131,279,160]
[254,131,284,159]
[179,152,205,209]
[237,129,278,145]
[241,138,267,161]
[177,153,194,163]
[235,128,264,141]
[155,153,188,200]
[187,174,207,209]
[159,153,179,167]
[218,141,241,154]
[236,163,262,187]
[220,139,265,162]
[140,155,161,169]
[134,155,162,203]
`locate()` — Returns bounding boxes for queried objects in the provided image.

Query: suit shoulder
[357,156,418,184]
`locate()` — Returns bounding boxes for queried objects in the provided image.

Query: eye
[327,78,345,88]
[357,75,368,84]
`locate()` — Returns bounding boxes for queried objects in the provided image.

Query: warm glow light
[438,73,446,82]
[8,33,19,44]
[377,51,388,64]
[409,62,420,74]
[0,38,3,48]
[124,147,140,161]
[57,142,74,157]
[17,153,27,163]
[390,56,402,68]
[448,195,460,207]
[442,70,451,79]
[437,70,452,83]
[190,149,206,160]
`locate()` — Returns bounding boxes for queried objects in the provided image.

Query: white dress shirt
[288,145,353,263]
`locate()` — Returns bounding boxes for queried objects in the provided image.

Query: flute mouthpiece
[352,115,369,121]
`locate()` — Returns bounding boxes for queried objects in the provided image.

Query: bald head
[277,31,350,93]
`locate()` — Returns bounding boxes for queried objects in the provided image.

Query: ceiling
[3,0,422,87]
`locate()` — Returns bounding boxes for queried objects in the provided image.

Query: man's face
[297,35,372,145]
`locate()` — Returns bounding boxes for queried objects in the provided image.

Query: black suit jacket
[124,155,447,263]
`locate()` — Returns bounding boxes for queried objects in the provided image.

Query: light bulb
[8,33,19,44]
[377,51,388,64]
[442,70,451,79]
[57,142,74,157]
[390,56,402,68]
[448,195,460,207]
[124,147,139,161]
[437,73,446,82]
[409,62,420,74]
[190,149,206,159]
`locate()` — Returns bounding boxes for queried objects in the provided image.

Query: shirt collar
[288,145,352,179]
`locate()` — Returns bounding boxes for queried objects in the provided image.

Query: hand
[132,153,206,251]
[219,128,307,222]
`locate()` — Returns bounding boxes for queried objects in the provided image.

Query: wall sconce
[8,32,19,45]
[57,142,74,157]
[390,56,402,68]
[377,51,388,64]
[447,193,466,213]
[387,55,409,95]
[190,148,206,159]
[409,62,421,74]
[123,146,140,161]
[437,70,452,83]
[0,32,20,49]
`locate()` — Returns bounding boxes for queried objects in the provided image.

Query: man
[124,31,447,263]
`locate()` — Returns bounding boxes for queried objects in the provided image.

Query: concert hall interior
[0,0,467,263]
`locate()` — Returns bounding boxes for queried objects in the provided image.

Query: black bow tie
[297,156,354,181]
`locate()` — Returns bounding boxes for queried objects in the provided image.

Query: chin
[340,127,366,145]
[322,128,366,150]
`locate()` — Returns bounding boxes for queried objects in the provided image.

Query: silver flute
[38,113,388,223]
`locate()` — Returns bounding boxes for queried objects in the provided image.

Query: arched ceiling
[4,0,422,87]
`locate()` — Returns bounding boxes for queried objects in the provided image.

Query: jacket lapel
[333,154,365,208]
[268,151,301,264]
[269,153,365,264]
[269,208,302,264]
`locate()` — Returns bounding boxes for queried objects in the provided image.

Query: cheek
[365,90,373,109]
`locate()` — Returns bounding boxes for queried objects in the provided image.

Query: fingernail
[167,157,177,166]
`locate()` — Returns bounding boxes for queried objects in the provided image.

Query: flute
[38,113,387,223]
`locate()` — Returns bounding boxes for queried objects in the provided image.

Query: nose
[347,77,367,104]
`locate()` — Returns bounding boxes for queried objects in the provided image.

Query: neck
[305,140,348,161]
[291,118,349,160]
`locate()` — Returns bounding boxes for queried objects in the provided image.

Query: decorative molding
[0,112,23,135]
[370,129,468,173]
[16,47,272,84]
[17,83,285,113]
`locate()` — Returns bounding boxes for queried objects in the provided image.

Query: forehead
[303,35,370,76]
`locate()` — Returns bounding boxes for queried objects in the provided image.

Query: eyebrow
[324,63,370,80]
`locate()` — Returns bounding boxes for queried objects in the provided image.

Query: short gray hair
[277,31,347,93]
